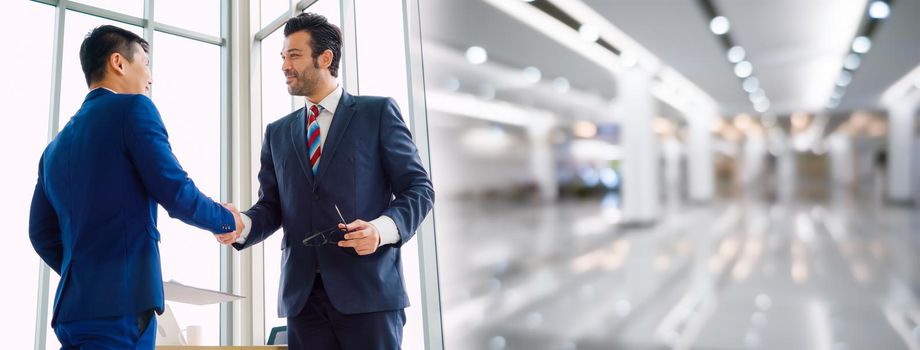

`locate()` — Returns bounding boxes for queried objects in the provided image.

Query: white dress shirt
[236,85,400,247]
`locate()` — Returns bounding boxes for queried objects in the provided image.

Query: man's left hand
[337,219,380,256]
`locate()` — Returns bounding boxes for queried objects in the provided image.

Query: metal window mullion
[62,0,146,27]
[219,0,235,345]
[31,0,58,6]
[34,2,68,349]
[401,0,444,348]
[340,0,358,95]
[152,21,223,46]
[295,0,318,12]
[249,36,267,346]
[143,0,154,97]
[247,0,268,344]
[254,12,289,42]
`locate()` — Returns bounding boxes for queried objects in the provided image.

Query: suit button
[313,194,320,201]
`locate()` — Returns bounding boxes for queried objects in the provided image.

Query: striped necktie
[306,104,322,175]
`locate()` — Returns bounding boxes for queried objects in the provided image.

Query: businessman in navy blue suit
[29,25,243,349]
[218,13,434,349]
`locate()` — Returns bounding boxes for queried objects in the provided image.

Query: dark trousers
[287,275,405,350]
[54,309,156,350]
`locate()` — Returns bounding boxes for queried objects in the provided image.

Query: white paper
[163,279,244,305]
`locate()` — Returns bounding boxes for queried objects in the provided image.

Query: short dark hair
[79,25,149,86]
[283,12,343,77]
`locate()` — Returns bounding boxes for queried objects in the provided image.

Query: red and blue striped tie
[306,104,322,175]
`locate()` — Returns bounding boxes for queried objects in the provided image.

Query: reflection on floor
[435,191,920,350]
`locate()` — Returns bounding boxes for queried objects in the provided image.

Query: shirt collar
[90,86,118,94]
[309,85,342,116]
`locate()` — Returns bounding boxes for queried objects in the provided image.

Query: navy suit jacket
[234,92,434,317]
[29,88,235,326]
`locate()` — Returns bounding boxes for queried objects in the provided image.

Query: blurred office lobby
[2,0,920,349]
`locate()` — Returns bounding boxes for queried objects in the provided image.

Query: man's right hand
[215,203,243,245]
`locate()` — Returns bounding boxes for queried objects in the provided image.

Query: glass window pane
[153,31,223,345]
[355,0,409,121]
[46,11,143,349]
[258,1,344,341]
[261,28,295,126]
[71,0,144,18]
[354,1,426,348]
[58,11,143,129]
[155,0,220,37]
[259,27,292,339]
[304,0,341,28]
[260,0,289,29]
[0,2,55,349]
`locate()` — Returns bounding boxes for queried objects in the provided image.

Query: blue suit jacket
[234,92,434,317]
[29,88,235,326]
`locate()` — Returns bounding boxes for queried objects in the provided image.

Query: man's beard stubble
[287,59,322,96]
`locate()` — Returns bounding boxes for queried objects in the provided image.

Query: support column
[527,123,558,202]
[886,91,920,204]
[619,68,659,224]
[687,107,715,202]
[740,130,766,188]
[827,134,854,187]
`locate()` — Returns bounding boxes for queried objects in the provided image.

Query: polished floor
[435,189,920,350]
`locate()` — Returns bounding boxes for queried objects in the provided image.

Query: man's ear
[319,49,333,70]
[109,52,126,76]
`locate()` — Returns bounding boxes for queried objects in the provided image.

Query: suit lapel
[289,107,315,185]
[316,92,356,181]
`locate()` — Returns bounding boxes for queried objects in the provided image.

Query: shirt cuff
[370,215,400,247]
[236,213,253,244]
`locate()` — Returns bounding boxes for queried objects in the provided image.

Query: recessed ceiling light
[734,61,753,78]
[742,77,760,93]
[466,46,488,64]
[523,66,542,84]
[710,16,730,35]
[836,71,853,86]
[727,46,746,63]
[852,36,872,54]
[868,1,890,19]
[754,99,770,113]
[579,24,600,42]
[749,89,766,103]
[831,87,845,99]
[553,77,571,93]
[843,53,861,70]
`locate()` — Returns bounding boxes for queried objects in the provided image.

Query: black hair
[283,12,343,77]
[79,25,149,86]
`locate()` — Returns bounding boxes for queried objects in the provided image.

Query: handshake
[214,203,245,245]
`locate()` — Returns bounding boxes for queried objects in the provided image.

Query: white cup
[184,325,204,346]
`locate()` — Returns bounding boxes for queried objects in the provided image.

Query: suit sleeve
[29,153,63,275]
[378,98,435,246]
[123,95,235,234]
[234,126,283,250]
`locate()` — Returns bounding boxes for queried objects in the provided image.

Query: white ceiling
[419,0,920,118]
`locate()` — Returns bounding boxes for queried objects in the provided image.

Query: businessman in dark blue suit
[219,13,434,349]
[29,25,243,349]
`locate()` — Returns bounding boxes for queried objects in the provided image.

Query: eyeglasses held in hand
[301,226,346,247]
[301,204,349,247]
